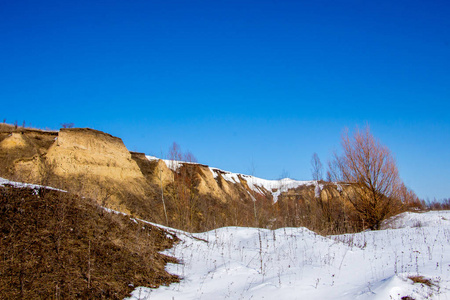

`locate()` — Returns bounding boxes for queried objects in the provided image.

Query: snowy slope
[127,211,450,300]
[0,177,66,192]
[146,156,315,202]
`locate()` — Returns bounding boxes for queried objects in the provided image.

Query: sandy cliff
[0,125,342,231]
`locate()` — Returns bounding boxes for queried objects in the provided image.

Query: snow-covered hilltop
[146,155,315,202]
[128,210,450,300]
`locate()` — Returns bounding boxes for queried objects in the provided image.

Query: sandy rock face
[153,159,174,185]
[196,166,237,202]
[0,132,27,149]
[46,128,145,181]
[35,128,149,213]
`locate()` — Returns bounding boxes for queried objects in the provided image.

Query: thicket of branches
[425,198,450,210]
[328,126,404,229]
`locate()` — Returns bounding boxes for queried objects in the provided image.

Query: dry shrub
[408,275,435,287]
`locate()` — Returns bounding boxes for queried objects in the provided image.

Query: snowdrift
[128,211,450,300]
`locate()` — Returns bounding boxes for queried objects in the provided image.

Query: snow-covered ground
[3,176,449,299]
[128,211,450,300]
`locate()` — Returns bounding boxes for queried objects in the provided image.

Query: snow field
[128,211,450,300]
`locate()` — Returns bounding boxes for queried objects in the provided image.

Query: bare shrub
[329,126,403,230]
[310,153,323,181]
[408,275,435,287]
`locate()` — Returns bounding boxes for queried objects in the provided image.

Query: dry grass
[408,275,435,287]
[0,184,179,299]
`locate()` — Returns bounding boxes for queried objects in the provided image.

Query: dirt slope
[0,183,179,299]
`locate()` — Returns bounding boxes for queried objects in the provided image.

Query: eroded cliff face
[0,128,150,214]
[0,125,346,232]
[47,129,152,212]
[196,165,240,202]
[0,127,270,218]
[0,132,27,149]
[0,127,57,183]
[131,152,174,185]
[44,129,140,182]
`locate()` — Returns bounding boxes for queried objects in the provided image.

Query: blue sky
[1,0,449,200]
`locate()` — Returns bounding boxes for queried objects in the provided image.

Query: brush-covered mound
[0,182,179,299]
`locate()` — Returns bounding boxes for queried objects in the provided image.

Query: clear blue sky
[1,0,449,200]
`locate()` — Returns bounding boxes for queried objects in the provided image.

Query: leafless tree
[157,151,169,226]
[249,159,258,227]
[329,126,402,230]
[310,153,323,181]
[398,183,423,210]
[168,142,183,162]
[184,151,197,163]
[60,123,74,129]
[167,143,200,230]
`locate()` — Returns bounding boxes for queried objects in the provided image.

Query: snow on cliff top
[146,155,314,202]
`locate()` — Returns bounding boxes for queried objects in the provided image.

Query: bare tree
[184,151,197,163]
[249,159,258,227]
[329,126,402,230]
[61,123,74,129]
[167,143,201,230]
[168,142,183,162]
[398,183,423,210]
[158,164,169,226]
[310,153,323,181]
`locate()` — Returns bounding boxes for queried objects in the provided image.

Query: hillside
[0,125,364,234]
[1,124,441,299]
[2,124,423,234]
[0,178,179,299]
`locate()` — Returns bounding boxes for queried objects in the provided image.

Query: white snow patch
[244,175,314,203]
[381,210,450,229]
[314,181,324,198]
[146,155,185,172]
[0,177,66,192]
[209,167,313,203]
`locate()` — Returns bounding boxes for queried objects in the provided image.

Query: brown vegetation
[271,182,361,234]
[329,126,405,230]
[408,275,436,288]
[425,198,450,210]
[0,184,179,299]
